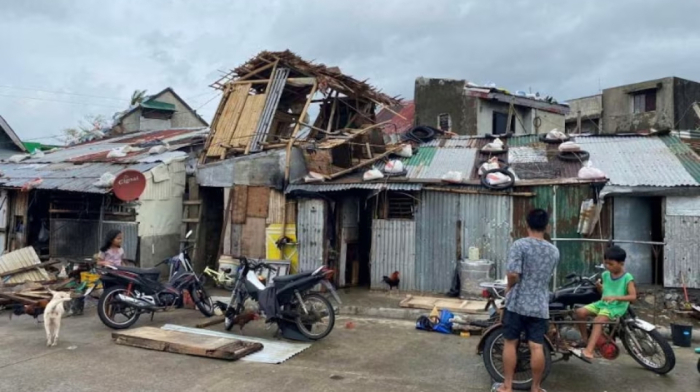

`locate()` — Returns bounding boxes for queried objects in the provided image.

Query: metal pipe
[552,185,558,289]
[550,238,664,246]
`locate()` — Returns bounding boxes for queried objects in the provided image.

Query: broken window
[633,90,657,113]
[492,112,515,135]
[377,191,416,219]
[437,113,451,132]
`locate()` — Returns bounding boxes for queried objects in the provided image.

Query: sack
[363,168,384,181]
[492,137,504,147]
[433,309,455,334]
[384,160,405,173]
[486,171,510,185]
[8,154,29,163]
[416,315,436,331]
[94,172,116,188]
[478,157,500,176]
[578,161,605,179]
[395,144,413,158]
[558,141,581,152]
[546,129,567,140]
[482,142,504,152]
[107,147,127,158]
[149,145,168,155]
[441,170,463,183]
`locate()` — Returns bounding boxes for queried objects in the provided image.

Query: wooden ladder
[181,177,202,262]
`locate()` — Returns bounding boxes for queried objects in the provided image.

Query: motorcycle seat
[273,271,314,283]
[114,265,161,278]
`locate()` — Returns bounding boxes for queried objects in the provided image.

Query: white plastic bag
[482,142,504,152]
[578,161,606,179]
[94,172,116,188]
[492,137,504,147]
[384,160,405,173]
[441,171,463,183]
[363,169,384,181]
[8,154,29,163]
[558,141,581,152]
[32,149,45,158]
[149,145,168,155]
[546,129,567,140]
[304,171,326,183]
[107,147,127,158]
[478,157,500,176]
[486,172,510,185]
[394,144,413,158]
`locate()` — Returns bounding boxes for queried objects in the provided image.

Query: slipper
[490,383,505,392]
[570,348,593,364]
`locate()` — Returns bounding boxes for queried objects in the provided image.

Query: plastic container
[468,247,480,261]
[670,323,693,347]
[459,259,494,298]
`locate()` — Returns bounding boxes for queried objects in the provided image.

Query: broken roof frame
[202,50,402,174]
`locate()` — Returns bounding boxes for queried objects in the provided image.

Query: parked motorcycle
[221,256,340,341]
[478,266,676,390]
[96,232,214,329]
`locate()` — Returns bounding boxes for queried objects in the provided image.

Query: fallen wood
[399,295,488,314]
[327,145,403,180]
[112,327,263,361]
[0,259,61,278]
[196,316,225,328]
[0,292,39,306]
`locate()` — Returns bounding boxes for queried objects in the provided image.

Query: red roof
[377,101,414,135]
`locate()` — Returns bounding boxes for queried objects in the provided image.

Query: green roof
[140,100,176,111]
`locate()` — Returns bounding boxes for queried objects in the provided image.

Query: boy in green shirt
[575,246,637,361]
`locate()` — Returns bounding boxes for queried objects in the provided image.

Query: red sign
[113,170,147,201]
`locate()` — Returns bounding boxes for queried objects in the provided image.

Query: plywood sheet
[231,185,248,224]
[207,84,251,158]
[112,327,262,361]
[267,190,296,224]
[246,187,270,218]
[241,217,266,258]
[230,224,243,256]
[399,295,488,314]
[232,93,267,149]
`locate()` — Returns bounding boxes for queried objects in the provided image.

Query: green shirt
[600,271,634,316]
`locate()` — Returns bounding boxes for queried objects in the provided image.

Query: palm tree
[130,89,148,105]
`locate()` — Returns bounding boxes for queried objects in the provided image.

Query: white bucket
[459,259,495,298]
[468,247,480,261]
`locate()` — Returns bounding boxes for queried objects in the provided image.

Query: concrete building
[566,77,700,135]
[414,78,569,136]
[112,87,209,134]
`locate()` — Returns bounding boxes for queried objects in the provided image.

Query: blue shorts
[502,310,548,344]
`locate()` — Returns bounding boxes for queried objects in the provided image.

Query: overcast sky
[2,0,699,142]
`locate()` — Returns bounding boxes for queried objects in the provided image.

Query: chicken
[231,311,259,334]
[9,299,49,322]
[382,271,400,292]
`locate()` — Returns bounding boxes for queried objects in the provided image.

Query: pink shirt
[99,247,124,266]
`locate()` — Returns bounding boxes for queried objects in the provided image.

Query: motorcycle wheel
[294,293,335,340]
[621,327,675,374]
[190,285,215,317]
[224,302,244,331]
[482,326,552,391]
[97,285,141,330]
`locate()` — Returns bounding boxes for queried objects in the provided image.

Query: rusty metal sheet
[246,187,270,218]
[370,220,416,291]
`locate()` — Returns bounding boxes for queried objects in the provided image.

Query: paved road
[0,307,697,392]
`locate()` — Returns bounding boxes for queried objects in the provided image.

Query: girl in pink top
[97,230,124,267]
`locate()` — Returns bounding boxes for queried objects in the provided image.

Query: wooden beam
[290,81,318,138]
[0,259,60,278]
[328,146,402,179]
[236,62,276,82]
[0,292,38,305]
[423,186,535,197]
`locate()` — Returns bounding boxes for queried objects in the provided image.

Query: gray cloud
[1,0,700,141]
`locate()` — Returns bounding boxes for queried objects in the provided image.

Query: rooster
[230,311,260,334]
[382,271,400,292]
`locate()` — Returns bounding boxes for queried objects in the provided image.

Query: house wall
[136,159,187,268]
[414,78,477,135]
[153,90,208,129]
[475,100,532,135]
[564,95,603,134]
[664,196,700,289]
[120,111,141,134]
[673,77,700,130]
[613,197,653,284]
[602,77,675,134]
[297,199,326,273]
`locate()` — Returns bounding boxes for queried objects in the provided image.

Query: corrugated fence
[296,199,326,273]
[370,220,415,290]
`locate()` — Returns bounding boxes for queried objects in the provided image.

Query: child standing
[97,230,124,267]
[575,245,637,360]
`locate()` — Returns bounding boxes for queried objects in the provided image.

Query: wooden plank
[0,259,60,278]
[399,295,488,314]
[207,84,251,158]
[231,185,248,224]
[232,93,267,150]
[327,146,402,179]
[183,200,202,205]
[112,327,262,361]
[0,292,39,305]
[241,217,266,258]
[246,187,270,218]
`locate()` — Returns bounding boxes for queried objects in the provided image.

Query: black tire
[486,133,513,139]
[224,302,244,331]
[621,327,676,374]
[539,134,570,144]
[405,126,436,143]
[481,168,515,191]
[97,285,141,330]
[482,327,552,391]
[191,285,215,317]
[556,151,590,162]
[480,146,509,155]
[294,293,336,340]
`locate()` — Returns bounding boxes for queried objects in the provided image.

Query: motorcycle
[221,256,340,341]
[478,266,676,391]
[95,232,214,329]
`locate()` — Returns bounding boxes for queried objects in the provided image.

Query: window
[378,191,416,219]
[437,113,451,132]
[492,112,515,135]
[633,90,657,113]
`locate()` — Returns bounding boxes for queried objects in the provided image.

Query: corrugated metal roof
[377,101,414,135]
[0,247,51,284]
[0,162,159,193]
[405,147,476,179]
[286,183,422,193]
[576,136,700,187]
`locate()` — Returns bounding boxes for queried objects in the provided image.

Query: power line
[0,84,129,102]
[0,93,125,109]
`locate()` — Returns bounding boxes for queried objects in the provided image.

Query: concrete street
[0,306,698,392]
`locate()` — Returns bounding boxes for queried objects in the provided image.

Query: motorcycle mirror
[595,264,605,270]
[186,230,193,239]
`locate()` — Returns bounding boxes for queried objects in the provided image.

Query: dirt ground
[0,303,698,392]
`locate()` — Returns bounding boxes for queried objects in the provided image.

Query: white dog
[44,290,72,347]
